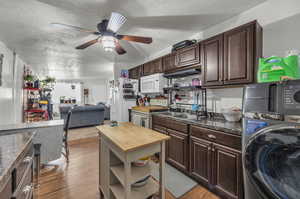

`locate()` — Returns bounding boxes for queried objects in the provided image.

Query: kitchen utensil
[132,156,150,167]
[132,175,151,187]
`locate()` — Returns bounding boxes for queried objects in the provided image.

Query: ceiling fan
[51,12,153,55]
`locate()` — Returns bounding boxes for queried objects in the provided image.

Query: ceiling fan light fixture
[101,36,116,52]
[107,12,127,33]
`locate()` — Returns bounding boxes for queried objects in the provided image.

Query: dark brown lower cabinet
[167,129,189,172]
[212,144,243,199]
[153,125,169,158]
[190,136,212,186]
[152,118,243,199]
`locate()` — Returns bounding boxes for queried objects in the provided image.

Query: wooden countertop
[97,122,170,152]
[131,106,168,113]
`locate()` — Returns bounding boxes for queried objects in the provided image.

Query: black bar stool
[62,109,72,162]
[34,143,41,187]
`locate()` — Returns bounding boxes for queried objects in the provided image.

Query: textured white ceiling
[0,0,266,80]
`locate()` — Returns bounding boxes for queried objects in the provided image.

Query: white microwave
[140,73,166,93]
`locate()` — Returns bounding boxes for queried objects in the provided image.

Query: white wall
[0,41,26,125]
[206,88,244,113]
[263,13,300,57]
[52,82,83,104]
[82,79,110,105]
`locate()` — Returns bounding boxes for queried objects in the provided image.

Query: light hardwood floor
[35,137,219,199]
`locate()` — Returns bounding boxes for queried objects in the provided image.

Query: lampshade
[101,36,116,52]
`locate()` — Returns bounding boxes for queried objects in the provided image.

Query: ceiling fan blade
[117,35,152,44]
[75,38,99,50]
[51,23,99,34]
[115,42,126,55]
[107,12,127,33]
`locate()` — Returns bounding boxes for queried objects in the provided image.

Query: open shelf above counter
[163,85,202,91]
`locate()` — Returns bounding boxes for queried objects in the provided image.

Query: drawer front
[152,124,166,133]
[15,144,34,188]
[0,176,12,199]
[165,119,188,134]
[12,163,33,199]
[190,125,241,150]
[152,115,167,127]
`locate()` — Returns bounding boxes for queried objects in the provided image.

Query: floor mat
[151,162,198,198]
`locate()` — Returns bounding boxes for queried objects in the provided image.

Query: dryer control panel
[282,81,300,114]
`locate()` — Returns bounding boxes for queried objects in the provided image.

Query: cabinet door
[167,129,188,172]
[176,44,200,67]
[201,35,224,86]
[143,58,162,76]
[190,136,212,186]
[129,66,141,79]
[212,144,243,199]
[152,58,163,73]
[224,23,255,84]
[163,53,177,72]
[131,114,141,126]
[153,126,169,158]
[143,62,152,76]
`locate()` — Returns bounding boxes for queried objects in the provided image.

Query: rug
[150,162,198,198]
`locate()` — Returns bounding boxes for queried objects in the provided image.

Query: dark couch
[60,105,105,128]
[97,102,110,120]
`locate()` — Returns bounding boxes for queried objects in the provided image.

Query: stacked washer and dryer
[242,80,300,199]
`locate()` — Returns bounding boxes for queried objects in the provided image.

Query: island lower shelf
[111,164,152,186]
[110,177,158,199]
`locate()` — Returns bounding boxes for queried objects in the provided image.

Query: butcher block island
[97,122,170,199]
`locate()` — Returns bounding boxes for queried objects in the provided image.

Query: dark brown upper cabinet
[163,53,177,72]
[224,22,257,85]
[143,58,163,76]
[128,65,143,79]
[201,34,224,87]
[201,21,262,88]
[175,43,200,67]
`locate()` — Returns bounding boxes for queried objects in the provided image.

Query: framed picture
[0,54,3,86]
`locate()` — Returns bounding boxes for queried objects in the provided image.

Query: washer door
[244,124,300,199]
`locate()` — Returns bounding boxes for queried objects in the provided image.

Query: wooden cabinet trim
[175,43,200,67]
[223,23,255,84]
[163,53,177,72]
[190,136,212,185]
[212,143,242,199]
[167,128,189,172]
[201,34,224,87]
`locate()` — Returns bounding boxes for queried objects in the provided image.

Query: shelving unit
[23,87,49,122]
[97,123,169,199]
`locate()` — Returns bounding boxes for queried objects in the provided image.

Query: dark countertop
[0,119,64,132]
[152,113,242,136]
[0,131,35,189]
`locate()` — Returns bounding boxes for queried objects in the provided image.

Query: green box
[258,55,299,83]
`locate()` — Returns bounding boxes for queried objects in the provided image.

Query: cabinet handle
[23,184,33,195]
[207,134,217,139]
[23,156,32,164]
